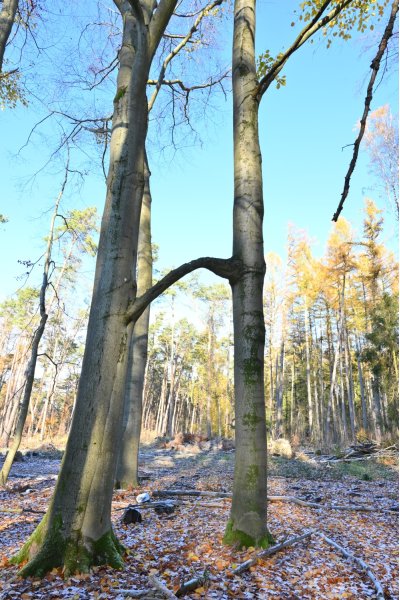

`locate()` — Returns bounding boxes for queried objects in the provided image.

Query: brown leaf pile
[0,446,398,599]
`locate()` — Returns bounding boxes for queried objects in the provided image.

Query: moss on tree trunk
[12,515,125,578]
[223,518,275,548]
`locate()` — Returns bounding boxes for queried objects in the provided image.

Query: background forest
[0,0,398,596]
[1,197,398,449]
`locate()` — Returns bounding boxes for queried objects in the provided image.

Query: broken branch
[332,0,399,221]
[233,530,315,575]
[316,532,385,599]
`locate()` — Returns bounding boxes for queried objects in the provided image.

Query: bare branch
[149,0,223,94]
[332,0,399,222]
[257,0,353,99]
[149,0,179,57]
[125,256,241,324]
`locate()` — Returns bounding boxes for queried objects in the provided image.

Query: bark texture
[116,155,152,489]
[0,0,18,71]
[223,0,273,549]
[12,2,172,576]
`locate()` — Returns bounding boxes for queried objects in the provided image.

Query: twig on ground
[316,532,385,599]
[153,490,392,513]
[267,495,393,513]
[112,590,151,598]
[148,574,178,599]
[232,530,315,575]
[0,507,46,514]
[153,489,231,498]
[175,574,208,597]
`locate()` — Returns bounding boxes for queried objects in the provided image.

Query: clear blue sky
[0,0,398,302]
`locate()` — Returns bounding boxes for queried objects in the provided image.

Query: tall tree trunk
[274,340,285,438]
[289,358,296,437]
[371,375,383,442]
[344,326,355,440]
[223,0,272,549]
[355,335,368,431]
[338,348,348,444]
[206,318,214,439]
[10,4,174,575]
[156,365,168,434]
[116,154,152,489]
[304,301,313,438]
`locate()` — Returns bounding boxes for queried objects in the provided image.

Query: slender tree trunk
[338,348,348,444]
[0,317,48,485]
[355,335,368,431]
[0,341,25,444]
[0,170,69,484]
[116,154,152,489]
[223,0,272,549]
[206,320,214,439]
[371,375,383,442]
[344,327,355,440]
[156,366,168,434]
[304,302,313,438]
[274,340,284,438]
[290,359,295,437]
[39,336,60,441]
[324,276,348,446]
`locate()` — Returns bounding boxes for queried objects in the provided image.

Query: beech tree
[9,0,397,577]
[223,0,397,549]
[116,0,228,489]
[11,0,234,576]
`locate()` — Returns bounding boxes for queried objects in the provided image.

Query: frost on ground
[0,444,398,599]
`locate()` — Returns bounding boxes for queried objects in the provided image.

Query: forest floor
[0,440,398,599]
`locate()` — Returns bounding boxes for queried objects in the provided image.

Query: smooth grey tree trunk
[304,302,313,438]
[344,327,355,439]
[274,340,285,438]
[223,0,272,549]
[116,155,152,489]
[355,334,368,431]
[0,0,18,71]
[12,1,179,575]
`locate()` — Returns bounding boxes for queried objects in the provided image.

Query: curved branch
[332,0,399,222]
[257,0,353,100]
[316,532,385,599]
[125,256,241,324]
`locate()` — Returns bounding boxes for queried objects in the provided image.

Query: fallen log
[114,575,178,598]
[267,496,393,513]
[316,532,385,600]
[114,501,177,511]
[267,495,322,508]
[152,491,391,513]
[232,530,315,575]
[153,490,231,499]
